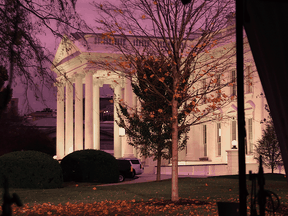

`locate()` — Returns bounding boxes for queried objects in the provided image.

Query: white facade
[51,32,274,174]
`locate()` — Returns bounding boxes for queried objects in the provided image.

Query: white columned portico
[56,83,65,159]
[65,80,74,155]
[123,78,135,158]
[75,74,84,151]
[93,79,103,150]
[85,71,93,149]
[112,83,121,158]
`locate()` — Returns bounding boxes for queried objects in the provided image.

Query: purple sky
[13,0,118,115]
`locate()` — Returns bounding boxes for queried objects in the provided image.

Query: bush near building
[60,149,119,184]
[0,150,63,189]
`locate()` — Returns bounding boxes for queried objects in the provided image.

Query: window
[216,74,221,98]
[203,125,207,156]
[231,70,237,96]
[217,123,221,156]
[246,66,253,93]
[232,120,237,147]
[246,118,253,154]
[202,79,207,104]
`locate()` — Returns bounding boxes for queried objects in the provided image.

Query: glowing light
[119,127,125,136]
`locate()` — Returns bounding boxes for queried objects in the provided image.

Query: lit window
[245,118,253,154]
[217,123,221,156]
[203,125,207,157]
[232,120,237,148]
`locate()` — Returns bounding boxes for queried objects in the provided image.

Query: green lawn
[0,174,287,215]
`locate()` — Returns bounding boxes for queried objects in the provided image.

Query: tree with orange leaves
[91,0,254,201]
[115,56,191,182]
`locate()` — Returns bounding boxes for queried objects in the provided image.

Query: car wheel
[119,174,125,182]
[131,170,136,178]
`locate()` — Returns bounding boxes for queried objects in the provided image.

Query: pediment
[52,35,81,70]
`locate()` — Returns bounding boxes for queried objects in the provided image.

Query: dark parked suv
[117,159,134,182]
[117,158,144,182]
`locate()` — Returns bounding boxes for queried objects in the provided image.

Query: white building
[51,31,283,175]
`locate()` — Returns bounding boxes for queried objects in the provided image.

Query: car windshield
[130,160,140,164]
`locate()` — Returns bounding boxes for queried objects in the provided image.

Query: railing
[249,155,280,216]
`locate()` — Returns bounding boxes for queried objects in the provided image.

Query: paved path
[97,174,207,186]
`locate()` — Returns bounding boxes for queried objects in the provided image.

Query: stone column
[75,74,84,151]
[123,78,135,158]
[93,79,103,150]
[56,82,65,160]
[226,149,239,175]
[85,71,93,149]
[65,80,74,155]
[112,83,121,158]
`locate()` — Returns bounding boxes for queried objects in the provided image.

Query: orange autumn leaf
[143,74,147,79]
[150,74,155,78]
[109,100,113,103]
[93,187,97,190]
[159,77,165,82]
[192,52,197,57]
[142,15,146,19]
[153,1,157,5]
[150,114,154,118]
[158,109,163,113]
[129,31,132,34]
[211,56,214,59]
[144,89,148,92]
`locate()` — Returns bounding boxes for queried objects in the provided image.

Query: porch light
[119,127,125,136]
[232,140,237,149]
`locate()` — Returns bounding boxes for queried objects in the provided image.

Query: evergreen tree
[254,104,282,173]
[115,55,191,181]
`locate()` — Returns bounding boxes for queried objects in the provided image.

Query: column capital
[74,73,85,79]
[83,67,95,75]
[93,78,104,87]
[55,76,68,85]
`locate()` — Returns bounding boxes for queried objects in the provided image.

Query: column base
[123,153,136,158]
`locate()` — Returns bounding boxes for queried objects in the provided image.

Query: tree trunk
[171,96,179,201]
[156,151,161,181]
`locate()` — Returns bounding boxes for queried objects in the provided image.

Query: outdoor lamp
[232,140,237,149]
[119,127,125,136]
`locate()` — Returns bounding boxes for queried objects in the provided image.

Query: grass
[0,174,287,215]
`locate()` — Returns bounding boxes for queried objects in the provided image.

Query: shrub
[60,149,119,183]
[0,150,63,189]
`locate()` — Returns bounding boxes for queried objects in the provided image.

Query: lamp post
[119,127,125,157]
